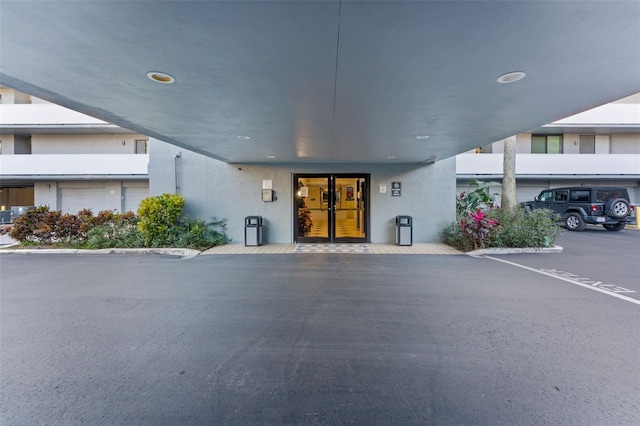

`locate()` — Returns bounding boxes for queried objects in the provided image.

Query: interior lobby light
[387,156,396,159]
[415,135,429,140]
[497,71,526,84]
[146,71,176,84]
[237,135,251,140]
[266,155,275,159]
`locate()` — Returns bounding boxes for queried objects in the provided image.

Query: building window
[531,135,562,154]
[579,135,595,154]
[135,139,147,154]
[475,143,493,154]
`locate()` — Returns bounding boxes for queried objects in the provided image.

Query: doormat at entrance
[293,244,372,253]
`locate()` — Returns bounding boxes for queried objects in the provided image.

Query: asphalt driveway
[1,251,639,425]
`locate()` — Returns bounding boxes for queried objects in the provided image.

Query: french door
[294,174,369,243]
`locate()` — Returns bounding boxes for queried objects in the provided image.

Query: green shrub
[84,212,142,249]
[8,206,83,244]
[488,207,562,249]
[8,207,139,246]
[5,195,228,251]
[163,217,229,250]
[444,207,562,252]
[8,206,49,242]
[137,193,185,244]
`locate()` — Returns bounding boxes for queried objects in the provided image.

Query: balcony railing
[456,153,640,177]
[0,104,109,126]
[0,154,148,176]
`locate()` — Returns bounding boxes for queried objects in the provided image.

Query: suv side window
[553,191,568,202]
[570,190,590,202]
[596,189,627,202]
[538,190,552,202]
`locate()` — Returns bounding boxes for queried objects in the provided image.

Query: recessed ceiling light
[146,71,176,84]
[266,155,276,159]
[236,135,251,140]
[387,155,396,159]
[416,135,429,140]
[497,71,526,84]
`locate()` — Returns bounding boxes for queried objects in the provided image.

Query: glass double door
[295,174,369,243]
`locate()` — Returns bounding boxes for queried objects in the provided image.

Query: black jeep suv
[521,187,634,231]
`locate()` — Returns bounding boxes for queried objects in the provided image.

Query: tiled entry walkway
[201,243,462,255]
[294,243,372,253]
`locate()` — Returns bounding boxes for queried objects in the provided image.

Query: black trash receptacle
[395,215,412,246]
[245,216,263,246]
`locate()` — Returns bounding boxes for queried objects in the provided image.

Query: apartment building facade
[456,93,640,205]
[2,86,638,241]
[0,87,149,219]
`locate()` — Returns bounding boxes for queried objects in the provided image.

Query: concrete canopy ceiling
[1,1,639,164]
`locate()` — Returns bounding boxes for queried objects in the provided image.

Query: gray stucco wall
[149,139,456,244]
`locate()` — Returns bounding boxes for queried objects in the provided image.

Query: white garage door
[123,186,149,213]
[517,186,547,203]
[59,188,105,214]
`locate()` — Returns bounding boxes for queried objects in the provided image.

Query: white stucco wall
[149,139,456,244]
[611,134,640,153]
[0,134,15,154]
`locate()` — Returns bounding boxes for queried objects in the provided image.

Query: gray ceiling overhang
[1,1,639,164]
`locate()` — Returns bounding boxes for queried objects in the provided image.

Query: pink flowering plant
[458,209,500,250]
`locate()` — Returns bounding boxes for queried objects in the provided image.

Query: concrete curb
[0,247,201,259]
[467,246,563,257]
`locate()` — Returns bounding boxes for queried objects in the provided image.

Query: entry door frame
[294,173,370,243]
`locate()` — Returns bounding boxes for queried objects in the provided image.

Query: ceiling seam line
[330,0,342,159]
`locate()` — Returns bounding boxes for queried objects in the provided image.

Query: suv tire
[564,212,586,231]
[606,198,630,219]
[603,222,626,231]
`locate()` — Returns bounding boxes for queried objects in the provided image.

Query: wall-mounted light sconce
[122,141,126,145]
[46,184,51,189]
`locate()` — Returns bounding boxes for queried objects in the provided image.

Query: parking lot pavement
[1,252,639,425]
[483,227,640,302]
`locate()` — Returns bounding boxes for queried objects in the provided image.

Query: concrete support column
[502,136,517,210]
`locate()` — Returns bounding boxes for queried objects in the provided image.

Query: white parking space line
[485,256,640,306]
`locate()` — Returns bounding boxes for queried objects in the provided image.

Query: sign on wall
[392,181,401,196]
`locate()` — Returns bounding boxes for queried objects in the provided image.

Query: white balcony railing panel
[456,154,640,176]
[0,154,149,176]
[0,104,107,126]
[549,103,640,126]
